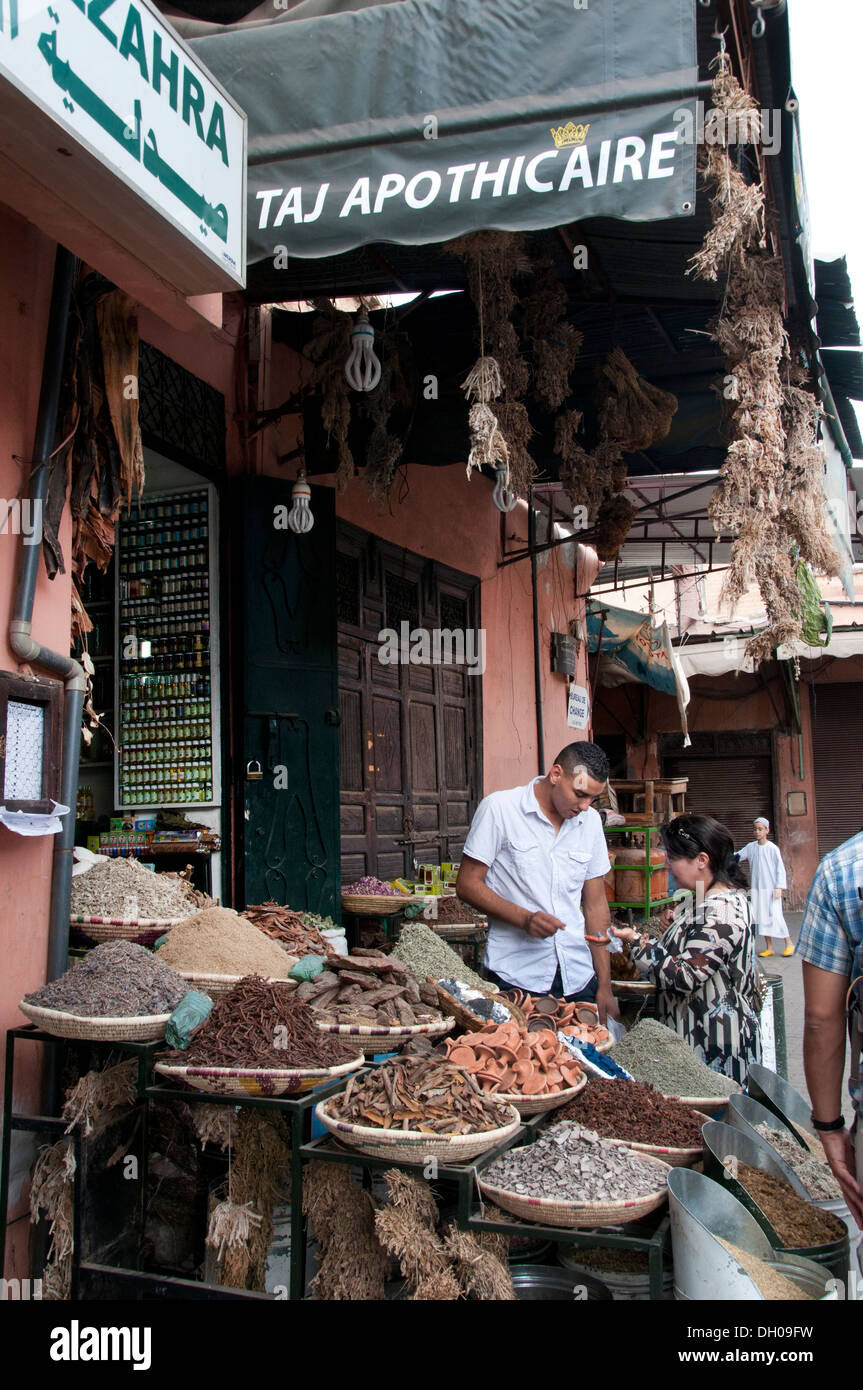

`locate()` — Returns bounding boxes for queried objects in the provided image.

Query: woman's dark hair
[660,814,748,889]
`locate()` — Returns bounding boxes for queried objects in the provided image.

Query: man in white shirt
[737,816,792,957]
[456,741,619,1024]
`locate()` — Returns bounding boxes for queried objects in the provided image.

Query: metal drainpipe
[528,492,545,775]
[8,246,86,991]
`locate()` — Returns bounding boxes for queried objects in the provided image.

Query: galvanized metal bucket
[747,1062,812,1135]
[746,1064,862,1256]
[702,1120,850,1280]
[668,1167,838,1301]
[509,1265,613,1300]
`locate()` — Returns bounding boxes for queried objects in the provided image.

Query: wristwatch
[810,1113,845,1132]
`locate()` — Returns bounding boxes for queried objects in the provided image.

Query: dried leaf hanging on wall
[688,46,839,664]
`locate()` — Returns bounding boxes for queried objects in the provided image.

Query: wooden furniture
[609,778,687,825]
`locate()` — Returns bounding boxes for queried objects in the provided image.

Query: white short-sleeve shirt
[462,778,611,994]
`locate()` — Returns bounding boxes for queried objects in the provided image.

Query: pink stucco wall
[0,201,243,1275]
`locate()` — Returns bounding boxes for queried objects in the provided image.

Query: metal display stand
[3,1036,673,1300]
[605,824,676,922]
[300,1111,672,1301]
[1,1026,344,1301]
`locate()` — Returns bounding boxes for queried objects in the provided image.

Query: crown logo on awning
[550,121,590,148]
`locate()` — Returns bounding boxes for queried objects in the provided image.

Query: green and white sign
[0,0,245,286]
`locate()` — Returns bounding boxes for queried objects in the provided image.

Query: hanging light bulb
[492,466,518,513]
[287,471,314,534]
[344,310,382,392]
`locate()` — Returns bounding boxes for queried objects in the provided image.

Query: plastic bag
[166,990,213,1049]
[289,954,327,982]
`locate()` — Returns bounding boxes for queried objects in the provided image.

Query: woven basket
[495,1070,587,1118]
[431,922,488,940]
[315,1096,521,1163]
[433,980,524,1032]
[665,1093,736,1113]
[69,914,184,944]
[19,1000,171,1042]
[477,1148,671,1228]
[154,1054,363,1097]
[604,1112,708,1167]
[341,893,414,916]
[176,971,298,1000]
[313,1016,454,1049]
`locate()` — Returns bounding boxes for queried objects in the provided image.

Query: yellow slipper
[783,945,795,957]
[758,949,774,957]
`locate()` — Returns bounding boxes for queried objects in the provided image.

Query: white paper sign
[566,682,590,730]
[0,0,246,284]
[0,800,70,836]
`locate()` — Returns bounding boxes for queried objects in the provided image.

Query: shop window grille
[385,574,419,631]
[439,593,468,633]
[336,553,361,627]
[139,342,225,470]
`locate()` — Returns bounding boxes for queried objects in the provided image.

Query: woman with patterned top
[610,815,762,1085]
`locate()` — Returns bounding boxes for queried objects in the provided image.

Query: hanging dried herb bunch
[303,1161,391,1300]
[30,1141,76,1300]
[688,44,839,662]
[449,230,536,499]
[598,347,678,454]
[209,1109,291,1292]
[303,299,354,491]
[520,249,583,411]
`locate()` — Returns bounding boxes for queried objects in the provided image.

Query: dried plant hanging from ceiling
[687,44,839,664]
[556,347,677,560]
[450,231,536,500]
[48,272,144,637]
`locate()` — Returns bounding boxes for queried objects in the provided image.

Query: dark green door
[238,476,340,915]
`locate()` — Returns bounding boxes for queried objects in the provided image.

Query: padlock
[245,760,263,781]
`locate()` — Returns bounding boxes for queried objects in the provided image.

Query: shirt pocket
[499,837,537,878]
[567,849,593,889]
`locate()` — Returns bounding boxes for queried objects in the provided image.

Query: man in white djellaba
[737,817,793,957]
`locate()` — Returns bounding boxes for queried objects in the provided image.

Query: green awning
[183,0,698,267]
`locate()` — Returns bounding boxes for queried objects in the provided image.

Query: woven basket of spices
[154,1054,364,1098]
[70,914,186,944]
[313,1016,454,1048]
[666,1094,736,1113]
[18,1001,172,1042]
[315,1096,521,1163]
[497,1072,588,1118]
[176,971,298,1000]
[604,1111,709,1168]
[341,893,415,916]
[478,1148,671,1228]
[431,922,488,940]
[433,981,524,1032]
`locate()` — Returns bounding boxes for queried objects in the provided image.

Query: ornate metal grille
[335,552,361,626]
[385,573,419,630]
[139,342,226,469]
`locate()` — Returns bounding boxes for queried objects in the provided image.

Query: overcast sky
[787,0,863,451]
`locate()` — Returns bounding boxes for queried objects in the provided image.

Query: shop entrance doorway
[236,477,341,915]
[337,523,482,884]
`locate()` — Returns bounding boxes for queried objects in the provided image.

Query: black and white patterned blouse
[631,889,761,1086]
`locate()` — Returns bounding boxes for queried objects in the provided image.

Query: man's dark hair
[553,742,609,783]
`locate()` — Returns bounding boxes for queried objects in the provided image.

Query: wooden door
[337,525,481,883]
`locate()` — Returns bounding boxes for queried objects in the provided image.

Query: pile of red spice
[552,1077,705,1148]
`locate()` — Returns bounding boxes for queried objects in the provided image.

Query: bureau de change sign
[0,0,246,290]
